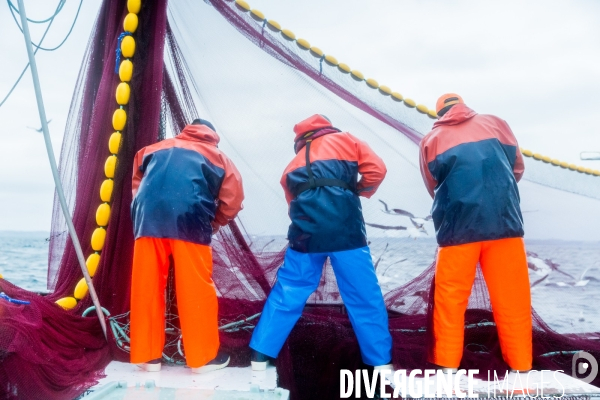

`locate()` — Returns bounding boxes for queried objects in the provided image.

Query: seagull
[373,243,389,270]
[530,274,549,289]
[573,267,600,287]
[27,119,52,132]
[378,200,432,233]
[545,281,571,287]
[365,222,407,231]
[526,251,574,279]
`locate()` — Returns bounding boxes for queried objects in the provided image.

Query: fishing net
[1,0,599,398]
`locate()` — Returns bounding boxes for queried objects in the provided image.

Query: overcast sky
[0,0,598,231]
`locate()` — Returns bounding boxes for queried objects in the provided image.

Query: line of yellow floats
[55,0,141,310]
[233,0,599,178]
[233,0,436,119]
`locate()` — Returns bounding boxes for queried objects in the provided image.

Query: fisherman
[419,94,531,372]
[249,114,393,371]
[129,119,244,373]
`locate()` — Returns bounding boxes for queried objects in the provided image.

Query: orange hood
[177,124,220,146]
[433,103,477,128]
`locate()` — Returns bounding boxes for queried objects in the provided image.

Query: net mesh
[0,0,599,398]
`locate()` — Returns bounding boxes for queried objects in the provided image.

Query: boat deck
[86,361,283,399]
[88,361,600,398]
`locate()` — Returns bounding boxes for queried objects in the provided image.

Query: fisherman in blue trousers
[249,115,393,371]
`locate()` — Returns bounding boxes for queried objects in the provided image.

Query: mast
[16,0,108,340]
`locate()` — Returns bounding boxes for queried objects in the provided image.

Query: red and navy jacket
[419,104,525,247]
[282,115,386,253]
[131,124,244,245]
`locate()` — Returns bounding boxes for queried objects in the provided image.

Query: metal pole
[16,0,108,341]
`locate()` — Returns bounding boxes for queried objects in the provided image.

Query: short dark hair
[191,118,216,132]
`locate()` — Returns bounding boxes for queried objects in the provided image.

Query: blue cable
[7,0,65,24]
[115,32,132,74]
[0,0,82,108]
[7,0,84,51]
[0,292,30,305]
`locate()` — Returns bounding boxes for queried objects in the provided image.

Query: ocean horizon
[1,230,598,335]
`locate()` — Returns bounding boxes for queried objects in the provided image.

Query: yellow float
[86,253,101,277]
[250,9,264,21]
[100,179,114,202]
[105,155,117,178]
[127,0,141,14]
[350,70,364,81]
[378,85,392,95]
[296,38,310,50]
[403,98,416,107]
[56,297,77,310]
[324,54,338,66]
[337,63,351,73]
[116,82,131,105]
[391,92,403,102]
[366,78,379,89]
[74,278,89,300]
[96,203,111,227]
[416,104,429,114]
[91,228,107,252]
[119,60,133,82]
[123,13,138,33]
[267,20,281,32]
[281,29,296,41]
[113,109,127,131]
[309,46,323,57]
[109,132,122,154]
[121,36,136,58]
[234,0,250,12]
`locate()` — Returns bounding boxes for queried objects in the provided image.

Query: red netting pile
[1,0,599,399]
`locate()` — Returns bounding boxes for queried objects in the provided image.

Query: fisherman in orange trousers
[129,119,244,373]
[419,94,532,372]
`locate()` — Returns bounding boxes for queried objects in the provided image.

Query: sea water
[1,231,598,334]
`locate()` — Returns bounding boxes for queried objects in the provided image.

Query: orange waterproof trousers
[130,237,219,368]
[431,237,532,371]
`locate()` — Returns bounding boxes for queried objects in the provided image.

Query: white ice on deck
[95,361,277,392]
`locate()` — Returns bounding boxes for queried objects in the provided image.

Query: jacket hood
[433,103,477,128]
[293,114,333,141]
[177,124,220,146]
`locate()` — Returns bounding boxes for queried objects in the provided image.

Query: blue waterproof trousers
[250,246,392,366]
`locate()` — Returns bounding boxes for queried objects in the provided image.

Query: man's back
[420,103,525,246]
[131,124,243,245]
[282,131,386,253]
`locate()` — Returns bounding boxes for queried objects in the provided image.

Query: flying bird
[572,267,600,287]
[378,200,432,233]
[366,222,407,231]
[530,274,549,289]
[527,251,574,279]
[27,119,52,133]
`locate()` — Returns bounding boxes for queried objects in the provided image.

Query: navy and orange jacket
[131,124,244,245]
[283,116,386,253]
[419,104,524,247]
